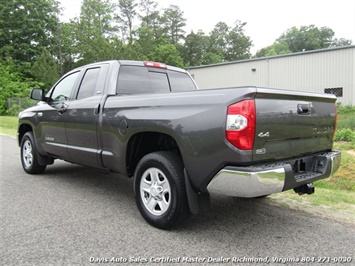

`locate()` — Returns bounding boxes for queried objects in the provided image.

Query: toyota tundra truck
[18,60,341,229]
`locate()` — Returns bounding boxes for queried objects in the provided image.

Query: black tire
[20,132,46,174]
[133,151,190,229]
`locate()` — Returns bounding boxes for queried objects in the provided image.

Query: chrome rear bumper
[207,151,341,198]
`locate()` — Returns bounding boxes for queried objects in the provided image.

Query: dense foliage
[0,0,352,115]
[255,25,352,57]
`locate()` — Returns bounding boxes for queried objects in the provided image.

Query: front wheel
[20,132,46,174]
[134,152,190,229]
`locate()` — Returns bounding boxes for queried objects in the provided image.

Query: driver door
[37,71,81,160]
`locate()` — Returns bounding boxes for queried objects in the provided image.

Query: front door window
[50,72,80,103]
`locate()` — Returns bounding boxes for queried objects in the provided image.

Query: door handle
[297,104,311,115]
[58,102,68,114]
[58,107,67,114]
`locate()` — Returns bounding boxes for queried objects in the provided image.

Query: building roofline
[187,45,355,70]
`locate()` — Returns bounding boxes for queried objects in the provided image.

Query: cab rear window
[117,66,196,94]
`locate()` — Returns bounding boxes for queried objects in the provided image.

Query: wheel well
[18,124,33,145]
[126,132,182,177]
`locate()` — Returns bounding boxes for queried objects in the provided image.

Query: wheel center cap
[151,182,163,200]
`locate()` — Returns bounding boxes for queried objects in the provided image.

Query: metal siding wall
[189,47,354,105]
[350,48,355,106]
[268,48,354,105]
[191,60,269,89]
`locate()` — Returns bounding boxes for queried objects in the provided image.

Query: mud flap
[184,169,210,214]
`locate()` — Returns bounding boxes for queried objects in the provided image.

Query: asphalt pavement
[1,135,354,265]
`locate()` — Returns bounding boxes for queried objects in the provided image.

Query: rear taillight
[226,100,256,150]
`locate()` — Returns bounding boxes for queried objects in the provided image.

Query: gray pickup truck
[18,60,341,229]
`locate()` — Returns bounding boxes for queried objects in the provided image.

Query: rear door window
[76,67,101,100]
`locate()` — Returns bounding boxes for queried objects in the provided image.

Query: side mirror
[30,88,44,101]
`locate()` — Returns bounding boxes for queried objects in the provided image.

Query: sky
[59,0,355,54]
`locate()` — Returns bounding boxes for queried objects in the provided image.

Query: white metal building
[188,45,355,106]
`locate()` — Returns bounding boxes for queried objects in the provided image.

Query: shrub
[337,105,355,114]
[334,128,355,142]
[337,105,355,130]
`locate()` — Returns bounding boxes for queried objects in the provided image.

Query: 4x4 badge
[258,132,270,138]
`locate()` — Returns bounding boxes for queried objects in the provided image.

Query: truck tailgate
[253,88,337,162]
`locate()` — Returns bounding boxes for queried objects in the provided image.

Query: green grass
[0,116,18,136]
[333,140,355,150]
[315,142,355,192]
[269,189,355,224]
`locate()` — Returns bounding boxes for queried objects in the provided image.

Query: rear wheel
[20,132,46,174]
[134,152,189,229]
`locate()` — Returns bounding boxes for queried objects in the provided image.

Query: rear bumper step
[207,151,341,198]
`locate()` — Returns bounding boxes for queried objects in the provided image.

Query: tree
[31,48,60,89]
[208,21,252,62]
[0,0,60,65]
[139,0,158,27]
[183,30,209,66]
[224,20,252,61]
[117,0,138,44]
[255,41,291,58]
[149,44,184,67]
[0,60,42,115]
[56,22,78,75]
[0,1,61,114]
[138,0,164,41]
[329,38,352,48]
[208,22,230,57]
[254,25,353,58]
[74,0,116,65]
[162,5,186,44]
[136,27,155,56]
[202,52,223,65]
[277,25,352,53]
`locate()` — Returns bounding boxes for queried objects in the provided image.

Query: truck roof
[71,60,187,74]
[118,60,187,73]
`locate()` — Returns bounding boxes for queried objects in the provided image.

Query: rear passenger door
[65,64,109,167]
